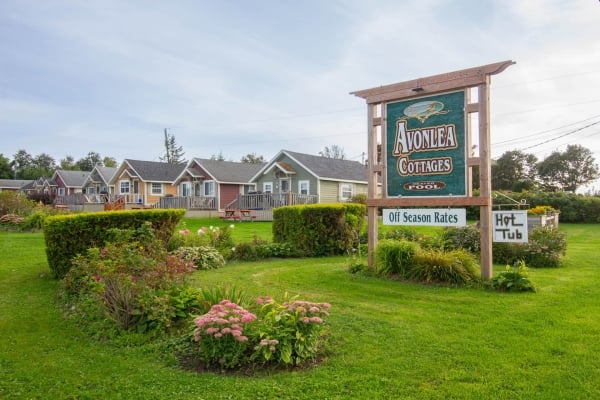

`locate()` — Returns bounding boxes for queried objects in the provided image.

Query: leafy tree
[60,156,78,170]
[0,154,12,178]
[76,152,102,171]
[492,150,538,191]
[33,153,57,176]
[8,150,56,179]
[537,144,599,192]
[240,153,265,163]
[11,150,35,179]
[159,128,186,164]
[103,157,118,167]
[319,145,346,159]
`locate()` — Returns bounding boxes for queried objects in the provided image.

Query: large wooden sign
[351,60,515,280]
[387,91,467,197]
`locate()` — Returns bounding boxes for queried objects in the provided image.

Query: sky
[1,0,599,187]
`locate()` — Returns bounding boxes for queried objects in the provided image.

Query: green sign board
[386,90,467,197]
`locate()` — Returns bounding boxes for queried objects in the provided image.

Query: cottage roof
[53,170,90,188]
[272,150,368,183]
[96,167,118,183]
[0,179,34,190]
[182,158,266,184]
[123,159,186,182]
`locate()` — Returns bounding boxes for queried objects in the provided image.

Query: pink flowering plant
[250,295,331,366]
[190,295,331,369]
[193,300,256,369]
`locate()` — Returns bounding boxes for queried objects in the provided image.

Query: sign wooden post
[351,60,514,280]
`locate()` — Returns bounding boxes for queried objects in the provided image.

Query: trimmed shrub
[375,239,419,277]
[231,241,301,261]
[407,249,480,285]
[494,191,600,223]
[273,203,365,257]
[44,209,185,278]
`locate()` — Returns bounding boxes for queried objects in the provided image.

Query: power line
[493,113,600,146]
[520,121,600,151]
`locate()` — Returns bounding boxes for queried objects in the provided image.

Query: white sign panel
[383,208,466,227]
[493,210,528,243]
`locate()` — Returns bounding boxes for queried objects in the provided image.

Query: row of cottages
[9,150,369,219]
[17,170,91,197]
[103,151,368,214]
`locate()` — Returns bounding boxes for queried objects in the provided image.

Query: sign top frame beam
[350,60,515,104]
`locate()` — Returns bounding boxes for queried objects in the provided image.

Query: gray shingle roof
[0,179,33,190]
[192,158,266,183]
[54,170,90,187]
[284,150,368,182]
[97,167,118,183]
[125,159,186,182]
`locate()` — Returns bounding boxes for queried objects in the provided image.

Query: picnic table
[220,209,255,222]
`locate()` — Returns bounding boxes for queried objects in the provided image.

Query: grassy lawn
[1,222,599,399]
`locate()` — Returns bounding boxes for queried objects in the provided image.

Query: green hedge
[44,209,185,278]
[273,203,366,257]
[492,191,600,223]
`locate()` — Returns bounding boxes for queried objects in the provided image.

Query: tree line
[490,144,598,193]
[3,140,596,194]
[0,150,118,180]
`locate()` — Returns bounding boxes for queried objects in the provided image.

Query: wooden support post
[367,103,379,270]
[478,79,493,280]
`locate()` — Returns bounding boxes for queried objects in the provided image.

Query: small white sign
[383,208,467,227]
[493,210,528,243]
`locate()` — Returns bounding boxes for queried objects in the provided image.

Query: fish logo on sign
[403,101,449,123]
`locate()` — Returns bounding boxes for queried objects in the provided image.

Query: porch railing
[55,193,117,206]
[227,193,319,210]
[156,196,217,210]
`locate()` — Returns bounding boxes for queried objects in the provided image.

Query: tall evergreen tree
[159,128,186,164]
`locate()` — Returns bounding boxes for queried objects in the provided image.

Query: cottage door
[280,179,289,193]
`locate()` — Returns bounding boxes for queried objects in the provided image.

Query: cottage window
[299,180,309,195]
[204,181,215,196]
[151,183,162,195]
[119,181,130,194]
[58,187,65,196]
[181,182,191,197]
[263,182,273,193]
[341,183,353,201]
